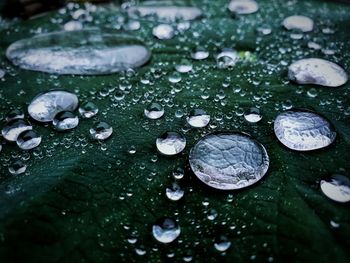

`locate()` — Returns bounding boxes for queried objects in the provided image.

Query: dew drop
[16,130,42,150]
[173,167,185,180]
[186,109,210,128]
[283,15,314,32]
[320,174,350,203]
[8,160,27,175]
[152,24,175,40]
[244,107,262,123]
[5,109,25,122]
[152,218,181,244]
[79,101,98,119]
[191,47,209,60]
[144,102,164,119]
[156,132,186,156]
[53,111,79,131]
[90,121,113,141]
[175,59,193,73]
[214,235,231,252]
[228,0,259,15]
[166,182,184,201]
[2,119,32,142]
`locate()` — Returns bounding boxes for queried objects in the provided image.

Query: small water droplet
[320,174,350,203]
[152,218,180,244]
[175,59,193,73]
[191,46,209,60]
[244,107,262,123]
[187,109,210,128]
[283,15,314,32]
[90,121,113,141]
[228,0,259,15]
[16,130,42,150]
[214,235,231,252]
[5,109,24,122]
[8,160,27,175]
[53,111,79,131]
[2,119,32,142]
[79,101,98,118]
[156,132,186,156]
[166,182,184,201]
[152,24,175,40]
[144,102,164,119]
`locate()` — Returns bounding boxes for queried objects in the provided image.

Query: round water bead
[8,160,27,175]
[90,121,113,141]
[191,47,209,60]
[214,235,231,252]
[152,24,175,40]
[228,0,259,15]
[2,119,32,142]
[320,174,350,203]
[144,102,164,119]
[79,101,98,118]
[53,111,79,131]
[274,109,336,151]
[28,90,79,122]
[282,15,314,32]
[187,109,210,128]
[189,132,269,190]
[288,58,348,87]
[175,59,193,73]
[16,130,42,150]
[244,107,262,123]
[156,132,186,156]
[5,109,24,122]
[152,218,181,244]
[166,182,184,201]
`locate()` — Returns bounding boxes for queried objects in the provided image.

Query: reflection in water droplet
[191,47,209,60]
[5,109,24,122]
[274,110,336,151]
[152,218,181,243]
[152,24,175,40]
[53,111,79,131]
[187,109,210,128]
[8,160,27,175]
[214,235,231,252]
[90,122,113,141]
[283,15,314,32]
[79,101,98,119]
[228,0,259,15]
[28,90,79,122]
[173,167,185,180]
[320,174,350,203]
[144,102,164,119]
[16,130,42,150]
[156,132,186,156]
[2,120,32,142]
[166,182,184,201]
[244,107,262,123]
[288,58,348,87]
[189,132,269,190]
[175,59,193,73]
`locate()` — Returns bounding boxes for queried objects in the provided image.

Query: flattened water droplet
[191,47,209,60]
[156,132,186,156]
[320,174,350,203]
[152,24,175,40]
[5,109,25,122]
[28,90,79,122]
[16,130,42,150]
[9,160,27,175]
[2,119,32,142]
[228,0,259,15]
[274,109,336,151]
[79,101,98,118]
[283,15,314,32]
[53,111,79,131]
[288,58,348,87]
[7,30,151,75]
[189,132,269,190]
[187,109,210,128]
[90,121,113,141]
[144,102,164,119]
[244,107,262,123]
[128,5,202,22]
[166,182,184,201]
[152,218,181,243]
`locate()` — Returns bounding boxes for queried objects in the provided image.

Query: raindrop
[320,174,350,203]
[156,132,186,156]
[144,102,164,119]
[187,109,210,128]
[8,160,27,175]
[216,49,239,68]
[166,182,184,201]
[152,218,181,244]
[79,101,98,118]
[228,0,259,15]
[5,109,24,122]
[173,167,185,180]
[168,72,182,83]
[175,59,193,73]
[191,47,209,60]
[2,119,32,142]
[16,130,42,150]
[90,121,113,141]
[152,24,175,40]
[244,107,262,123]
[288,58,348,87]
[53,111,79,131]
[63,20,83,31]
[274,109,336,151]
[214,235,231,252]
[7,29,151,75]
[282,15,314,32]
[189,132,269,190]
[28,90,79,122]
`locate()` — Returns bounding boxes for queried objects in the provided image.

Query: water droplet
[8,160,27,175]
[191,47,209,60]
[173,167,185,180]
[7,29,151,75]
[152,218,181,244]
[63,20,83,31]
[283,15,314,32]
[168,72,182,83]
[166,182,184,201]
[90,122,113,141]
[1,119,32,142]
[274,109,336,151]
[189,132,269,190]
[0,69,5,78]
[187,109,210,128]
[214,235,231,252]
[216,49,239,69]
[228,0,259,15]
[5,109,25,122]
[28,90,79,122]
[320,174,350,203]
[175,59,193,73]
[244,107,262,123]
[144,102,164,119]
[53,111,79,131]
[152,24,175,40]
[16,130,42,150]
[79,101,98,118]
[156,132,186,156]
[288,58,348,87]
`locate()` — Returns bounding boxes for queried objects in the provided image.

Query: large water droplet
[152,218,181,243]
[7,30,151,75]
[228,0,259,15]
[28,90,78,122]
[187,109,210,128]
[320,174,350,203]
[156,132,186,156]
[274,109,336,151]
[144,102,164,119]
[16,130,42,150]
[79,101,98,119]
[2,119,32,142]
[152,24,175,40]
[288,58,348,87]
[166,182,184,201]
[283,15,314,32]
[90,121,113,141]
[189,132,269,190]
[53,111,79,131]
